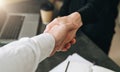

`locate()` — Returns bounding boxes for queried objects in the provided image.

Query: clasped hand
[44,12,83,56]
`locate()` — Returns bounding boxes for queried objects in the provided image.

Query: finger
[50,46,59,56]
[62,43,71,52]
[65,43,71,50]
[50,49,56,56]
[68,12,82,29]
[70,38,76,44]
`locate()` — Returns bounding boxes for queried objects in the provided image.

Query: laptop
[0,7,40,44]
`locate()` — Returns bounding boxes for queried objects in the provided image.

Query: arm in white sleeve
[0,33,55,72]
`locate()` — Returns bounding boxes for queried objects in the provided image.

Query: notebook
[49,53,115,72]
[0,7,39,44]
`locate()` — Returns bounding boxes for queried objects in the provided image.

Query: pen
[65,61,70,72]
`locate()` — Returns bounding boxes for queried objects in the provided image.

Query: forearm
[0,33,55,72]
[58,0,70,16]
[77,0,107,24]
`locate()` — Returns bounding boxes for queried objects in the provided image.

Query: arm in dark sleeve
[77,0,108,24]
[59,0,70,16]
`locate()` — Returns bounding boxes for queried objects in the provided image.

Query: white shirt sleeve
[0,33,55,72]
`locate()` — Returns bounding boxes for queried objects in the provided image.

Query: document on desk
[49,53,115,72]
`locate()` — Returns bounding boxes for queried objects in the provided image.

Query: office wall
[3,0,29,5]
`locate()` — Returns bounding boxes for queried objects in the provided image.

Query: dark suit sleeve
[58,0,70,16]
[77,0,108,24]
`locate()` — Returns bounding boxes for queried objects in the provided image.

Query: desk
[36,31,120,72]
[1,1,120,72]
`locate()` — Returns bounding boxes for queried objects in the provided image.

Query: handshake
[44,12,83,56]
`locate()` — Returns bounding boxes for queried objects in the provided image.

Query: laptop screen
[0,15,25,39]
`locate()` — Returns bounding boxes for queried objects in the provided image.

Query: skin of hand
[44,12,83,56]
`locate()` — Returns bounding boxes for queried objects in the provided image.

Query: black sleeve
[77,0,108,24]
[58,0,70,16]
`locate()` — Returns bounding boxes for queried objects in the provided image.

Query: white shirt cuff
[31,33,55,62]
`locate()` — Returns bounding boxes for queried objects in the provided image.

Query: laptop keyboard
[0,16,7,32]
[0,20,5,32]
[0,15,25,39]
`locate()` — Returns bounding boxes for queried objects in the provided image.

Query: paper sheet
[49,53,115,72]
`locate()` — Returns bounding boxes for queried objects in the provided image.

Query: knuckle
[54,17,60,21]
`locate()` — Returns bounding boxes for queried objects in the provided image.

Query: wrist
[44,31,60,48]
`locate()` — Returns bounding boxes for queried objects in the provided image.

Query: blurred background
[0,0,120,67]
[0,0,28,6]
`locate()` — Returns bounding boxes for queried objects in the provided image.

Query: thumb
[68,12,80,19]
[68,12,82,28]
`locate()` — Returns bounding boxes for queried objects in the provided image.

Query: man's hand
[44,12,83,56]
